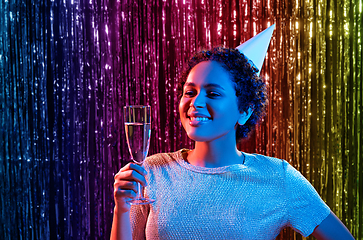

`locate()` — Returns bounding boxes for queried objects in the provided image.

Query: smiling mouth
[188,116,212,126]
[189,117,211,122]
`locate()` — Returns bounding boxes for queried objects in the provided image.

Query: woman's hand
[113,162,148,213]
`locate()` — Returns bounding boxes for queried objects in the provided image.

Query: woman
[111,46,354,239]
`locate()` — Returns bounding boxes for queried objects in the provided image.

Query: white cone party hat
[236,24,275,76]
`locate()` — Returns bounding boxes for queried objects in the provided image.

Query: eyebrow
[184,82,225,90]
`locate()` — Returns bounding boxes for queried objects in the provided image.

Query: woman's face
[179,61,244,142]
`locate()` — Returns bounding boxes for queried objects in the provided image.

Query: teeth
[190,117,210,121]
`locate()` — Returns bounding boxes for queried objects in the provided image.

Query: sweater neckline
[174,148,249,174]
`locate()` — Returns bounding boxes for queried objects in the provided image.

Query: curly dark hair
[177,46,268,142]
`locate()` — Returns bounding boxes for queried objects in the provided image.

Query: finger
[114,188,137,200]
[114,170,148,187]
[120,162,147,176]
[114,180,138,193]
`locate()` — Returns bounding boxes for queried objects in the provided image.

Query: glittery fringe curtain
[0,0,361,239]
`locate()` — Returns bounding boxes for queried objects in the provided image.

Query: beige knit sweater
[130,149,330,240]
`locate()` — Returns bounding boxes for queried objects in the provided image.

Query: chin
[186,132,213,142]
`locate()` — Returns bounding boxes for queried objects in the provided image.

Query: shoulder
[244,152,290,173]
[247,153,316,183]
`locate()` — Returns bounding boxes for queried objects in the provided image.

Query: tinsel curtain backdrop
[0,0,362,239]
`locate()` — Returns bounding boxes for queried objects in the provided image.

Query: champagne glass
[123,105,154,205]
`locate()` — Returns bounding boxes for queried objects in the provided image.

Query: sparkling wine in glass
[123,105,154,205]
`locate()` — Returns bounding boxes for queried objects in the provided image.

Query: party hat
[236,24,275,76]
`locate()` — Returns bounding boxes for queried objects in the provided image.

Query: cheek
[178,98,187,117]
[178,99,189,131]
[213,101,240,123]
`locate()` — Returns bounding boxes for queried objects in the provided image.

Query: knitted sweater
[130,149,330,240]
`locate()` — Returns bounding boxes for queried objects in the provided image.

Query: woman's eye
[183,90,194,96]
[208,91,221,97]
[183,90,220,98]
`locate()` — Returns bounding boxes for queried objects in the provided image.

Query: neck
[187,138,243,168]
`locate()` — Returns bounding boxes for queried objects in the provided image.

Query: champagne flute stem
[137,182,143,199]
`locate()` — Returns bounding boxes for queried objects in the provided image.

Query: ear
[238,107,253,125]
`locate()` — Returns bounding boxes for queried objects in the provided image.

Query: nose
[190,92,206,108]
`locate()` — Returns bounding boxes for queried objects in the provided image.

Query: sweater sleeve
[284,161,330,237]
